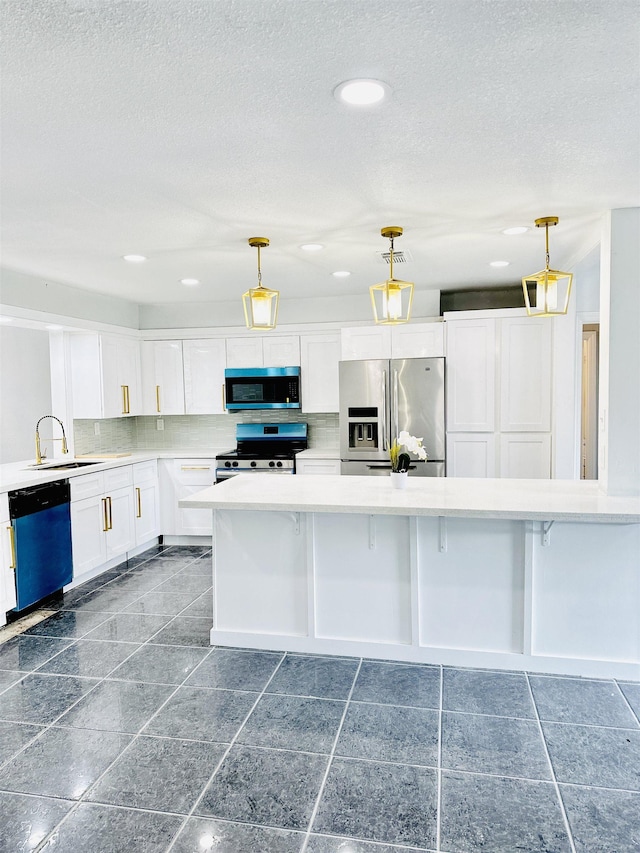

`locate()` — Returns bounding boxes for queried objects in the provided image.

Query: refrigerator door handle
[381,370,388,450]
[393,369,399,441]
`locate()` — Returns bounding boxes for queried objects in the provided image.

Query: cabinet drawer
[133,459,158,484]
[70,471,105,501]
[104,465,133,491]
[173,459,215,485]
[296,459,341,475]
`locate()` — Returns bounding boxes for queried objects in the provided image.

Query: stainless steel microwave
[224,366,301,410]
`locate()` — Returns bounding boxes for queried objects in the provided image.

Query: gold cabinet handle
[181,465,211,471]
[102,497,109,532]
[222,382,225,409]
[125,385,130,414]
[135,486,142,518]
[107,495,113,530]
[156,385,161,413]
[7,525,16,570]
[121,385,127,415]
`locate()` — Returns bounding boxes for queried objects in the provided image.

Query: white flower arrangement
[389,430,427,473]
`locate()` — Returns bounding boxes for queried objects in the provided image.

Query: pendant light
[522,217,573,317]
[243,237,279,330]
[370,227,414,325]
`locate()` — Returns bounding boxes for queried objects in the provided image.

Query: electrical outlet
[94,422,100,436]
[156,419,164,431]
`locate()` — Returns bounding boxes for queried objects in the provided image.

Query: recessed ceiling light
[180,278,200,286]
[300,243,324,252]
[123,254,147,263]
[334,79,389,106]
[490,261,510,268]
[332,270,351,278]
[502,226,529,236]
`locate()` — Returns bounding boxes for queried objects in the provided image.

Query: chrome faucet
[35,415,69,465]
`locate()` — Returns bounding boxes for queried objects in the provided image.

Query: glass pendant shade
[522,217,573,317]
[244,237,279,330]
[242,285,279,330]
[370,227,414,324]
[370,278,414,324]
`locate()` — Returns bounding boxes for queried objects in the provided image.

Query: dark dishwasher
[8,479,73,612]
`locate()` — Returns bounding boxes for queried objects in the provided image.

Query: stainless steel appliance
[339,357,446,477]
[224,367,301,410]
[8,479,73,612]
[215,422,308,482]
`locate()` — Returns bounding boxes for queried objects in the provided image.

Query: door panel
[391,358,446,461]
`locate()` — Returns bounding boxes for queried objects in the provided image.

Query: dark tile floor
[0,544,639,852]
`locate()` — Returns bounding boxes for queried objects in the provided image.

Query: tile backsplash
[74,411,339,455]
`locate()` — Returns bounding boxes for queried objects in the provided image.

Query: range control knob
[250,461,257,468]
[225,461,231,468]
[269,461,276,468]
[276,461,283,468]
[232,461,239,468]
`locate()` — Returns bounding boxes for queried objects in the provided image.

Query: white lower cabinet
[0,492,17,624]
[499,433,551,478]
[70,466,137,577]
[159,459,215,536]
[133,460,160,544]
[296,458,341,475]
[446,434,496,478]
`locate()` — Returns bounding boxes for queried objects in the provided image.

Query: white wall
[138,290,442,330]
[1,267,139,329]
[0,325,53,463]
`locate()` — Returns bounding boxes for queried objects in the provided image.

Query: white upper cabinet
[226,335,300,368]
[300,333,341,413]
[446,318,496,432]
[500,318,552,432]
[140,341,185,415]
[183,338,227,414]
[341,326,392,361]
[262,335,300,367]
[391,322,445,359]
[69,333,142,419]
[225,336,264,368]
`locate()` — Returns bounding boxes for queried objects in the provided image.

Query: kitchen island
[181,475,640,680]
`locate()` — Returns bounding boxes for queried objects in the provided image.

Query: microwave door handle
[393,369,399,443]
[381,369,388,451]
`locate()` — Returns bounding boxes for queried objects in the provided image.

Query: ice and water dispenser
[347,407,380,451]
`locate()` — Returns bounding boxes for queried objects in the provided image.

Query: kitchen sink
[27,461,102,470]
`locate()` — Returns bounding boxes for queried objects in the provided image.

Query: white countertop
[0,449,228,492]
[296,448,340,459]
[181,474,640,523]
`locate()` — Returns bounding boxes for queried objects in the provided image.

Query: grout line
[163,649,289,852]
[612,680,640,728]
[299,657,363,853]
[525,672,578,853]
[436,665,443,852]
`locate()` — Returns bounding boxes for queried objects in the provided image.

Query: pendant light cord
[389,235,394,280]
[545,223,550,270]
[256,244,263,289]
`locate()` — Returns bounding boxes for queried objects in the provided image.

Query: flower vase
[390,471,408,489]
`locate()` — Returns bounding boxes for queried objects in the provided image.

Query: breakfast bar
[181,475,640,680]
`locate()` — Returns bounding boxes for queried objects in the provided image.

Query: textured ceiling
[1,0,639,310]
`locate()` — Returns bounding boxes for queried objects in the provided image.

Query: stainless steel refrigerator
[339,357,446,476]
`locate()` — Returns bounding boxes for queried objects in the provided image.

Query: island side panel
[417,517,526,654]
[531,521,640,666]
[312,513,412,646]
[213,509,308,637]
